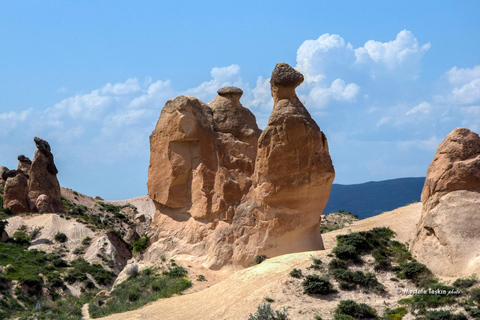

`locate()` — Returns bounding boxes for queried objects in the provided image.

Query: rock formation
[28,137,64,213]
[2,137,64,214]
[17,155,32,175]
[411,128,480,277]
[2,169,30,214]
[0,166,8,187]
[146,63,334,269]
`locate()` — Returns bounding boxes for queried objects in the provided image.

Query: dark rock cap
[34,137,52,156]
[217,86,243,97]
[17,155,32,164]
[270,63,304,88]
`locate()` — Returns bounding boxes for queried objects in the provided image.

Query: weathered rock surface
[17,155,32,175]
[411,128,480,277]
[146,63,335,269]
[2,170,30,214]
[0,166,9,187]
[27,137,64,213]
[2,137,64,214]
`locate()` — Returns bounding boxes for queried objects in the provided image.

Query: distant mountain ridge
[323,177,425,219]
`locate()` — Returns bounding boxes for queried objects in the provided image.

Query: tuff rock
[146,63,335,269]
[411,128,480,277]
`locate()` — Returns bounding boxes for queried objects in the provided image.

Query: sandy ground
[98,203,423,320]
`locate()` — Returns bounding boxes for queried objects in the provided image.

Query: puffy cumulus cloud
[183,64,243,101]
[406,101,431,115]
[299,78,360,109]
[435,65,480,106]
[295,30,430,84]
[296,33,355,82]
[49,90,114,121]
[100,78,142,95]
[354,30,430,79]
[446,65,480,86]
[128,80,174,109]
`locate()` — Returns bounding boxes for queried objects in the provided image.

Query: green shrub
[254,255,268,265]
[332,269,381,291]
[196,274,207,281]
[395,262,435,287]
[289,268,303,278]
[470,288,480,304]
[329,258,348,270]
[453,276,477,289]
[384,306,408,320]
[52,258,69,268]
[248,303,289,320]
[89,271,191,318]
[82,236,92,245]
[13,231,31,245]
[335,300,377,319]
[54,232,68,243]
[334,314,355,320]
[301,274,333,295]
[133,235,149,254]
[425,310,467,320]
[332,245,358,260]
[264,297,274,303]
[163,266,188,278]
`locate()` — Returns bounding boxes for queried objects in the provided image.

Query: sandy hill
[98,202,422,320]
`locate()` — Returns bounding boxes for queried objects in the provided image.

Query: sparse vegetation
[289,268,303,278]
[253,255,268,265]
[89,268,192,318]
[248,303,289,320]
[335,300,377,319]
[133,234,149,254]
[54,232,68,243]
[302,274,333,295]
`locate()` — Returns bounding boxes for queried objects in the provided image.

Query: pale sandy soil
[98,203,423,320]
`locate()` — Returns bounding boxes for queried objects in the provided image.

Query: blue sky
[1,1,479,200]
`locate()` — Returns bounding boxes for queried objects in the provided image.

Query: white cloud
[296,33,354,83]
[376,116,391,127]
[406,101,431,115]
[49,90,113,121]
[128,80,174,109]
[446,65,480,86]
[435,65,480,105]
[100,78,142,95]
[0,108,32,121]
[300,78,360,109]
[183,64,243,101]
[57,87,67,93]
[354,30,430,78]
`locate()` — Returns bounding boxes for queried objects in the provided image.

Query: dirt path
[82,303,90,320]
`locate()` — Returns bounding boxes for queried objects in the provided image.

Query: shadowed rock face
[2,170,30,213]
[411,128,480,277]
[147,63,334,269]
[17,155,32,175]
[2,137,64,214]
[0,166,9,187]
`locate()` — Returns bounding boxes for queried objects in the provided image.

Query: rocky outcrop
[2,137,64,214]
[411,128,480,277]
[2,170,30,214]
[17,155,32,175]
[146,63,334,269]
[0,166,8,187]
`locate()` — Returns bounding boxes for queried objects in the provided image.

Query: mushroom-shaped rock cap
[34,137,52,155]
[217,86,243,99]
[270,63,304,88]
[17,155,32,164]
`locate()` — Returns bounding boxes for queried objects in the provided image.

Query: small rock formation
[2,137,64,214]
[2,170,30,214]
[146,63,335,269]
[17,155,32,175]
[28,137,64,213]
[411,128,480,277]
[0,166,8,187]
